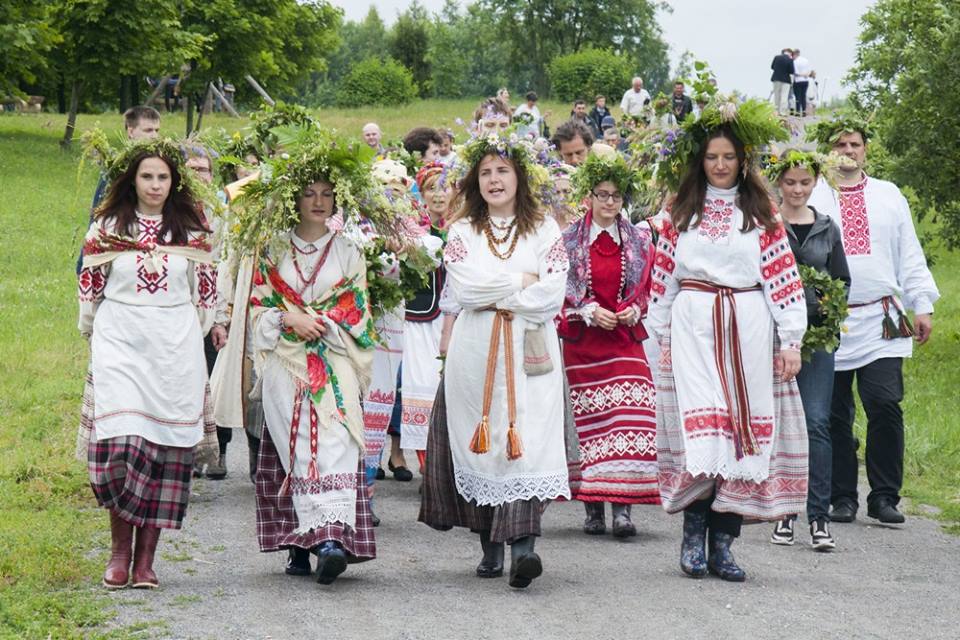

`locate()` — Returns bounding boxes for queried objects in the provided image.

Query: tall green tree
[0,1,61,98]
[51,0,207,145]
[389,1,432,96]
[181,0,341,108]
[846,0,960,248]
[480,0,670,94]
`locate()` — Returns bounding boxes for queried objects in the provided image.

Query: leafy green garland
[572,151,640,202]
[363,238,440,320]
[798,264,850,362]
[763,148,827,184]
[807,110,876,152]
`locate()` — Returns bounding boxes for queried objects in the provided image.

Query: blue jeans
[796,349,835,522]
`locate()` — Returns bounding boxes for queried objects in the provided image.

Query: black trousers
[830,357,904,509]
[203,333,233,453]
[793,82,809,115]
[686,497,742,537]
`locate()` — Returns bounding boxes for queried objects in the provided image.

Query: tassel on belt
[848,295,914,339]
[680,279,762,460]
[469,309,524,460]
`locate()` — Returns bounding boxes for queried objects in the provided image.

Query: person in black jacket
[671,82,694,123]
[587,95,610,140]
[770,48,795,115]
[766,150,850,552]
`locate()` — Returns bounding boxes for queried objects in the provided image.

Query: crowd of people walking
[75,72,938,593]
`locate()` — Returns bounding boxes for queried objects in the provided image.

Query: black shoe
[285,548,312,576]
[867,500,905,524]
[508,537,542,589]
[770,517,795,546]
[582,502,606,535]
[370,505,381,528]
[830,500,857,523]
[206,453,228,480]
[810,519,836,552]
[476,530,504,578]
[388,460,413,482]
[611,504,637,538]
[315,542,348,585]
[375,467,385,480]
[707,531,746,582]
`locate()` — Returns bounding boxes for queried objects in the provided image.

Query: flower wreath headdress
[451,132,556,209]
[572,152,640,203]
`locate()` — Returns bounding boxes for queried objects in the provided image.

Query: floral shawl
[249,250,378,452]
[562,209,654,312]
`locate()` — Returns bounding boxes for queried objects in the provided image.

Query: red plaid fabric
[88,434,194,529]
[255,429,375,563]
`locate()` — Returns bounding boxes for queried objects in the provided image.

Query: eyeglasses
[592,190,623,203]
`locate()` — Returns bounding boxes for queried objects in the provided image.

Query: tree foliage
[847,0,960,248]
[335,58,418,107]
[548,48,633,102]
[480,0,671,94]
[0,1,61,97]
[389,1,432,96]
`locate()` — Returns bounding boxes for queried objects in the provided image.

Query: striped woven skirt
[255,429,376,562]
[418,377,542,544]
[88,432,194,529]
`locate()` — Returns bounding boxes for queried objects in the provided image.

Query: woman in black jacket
[767,150,850,552]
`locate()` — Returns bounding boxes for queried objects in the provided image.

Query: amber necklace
[483,215,520,261]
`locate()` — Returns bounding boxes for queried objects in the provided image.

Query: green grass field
[0,105,957,637]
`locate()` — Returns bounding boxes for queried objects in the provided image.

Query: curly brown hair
[450,152,544,239]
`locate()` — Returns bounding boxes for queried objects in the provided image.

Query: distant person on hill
[671,82,694,123]
[588,95,611,140]
[791,49,814,117]
[807,116,940,527]
[362,122,385,154]
[552,120,594,167]
[77,106,161,275]
[497,87,511,111]
[620,77,652,119]
[513,91,545,139]
[770,48,795,115]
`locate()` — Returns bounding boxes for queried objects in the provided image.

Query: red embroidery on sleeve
[443,235,468,264]
[760,224,803,310]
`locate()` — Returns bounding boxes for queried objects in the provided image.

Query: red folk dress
[562,229,659,504]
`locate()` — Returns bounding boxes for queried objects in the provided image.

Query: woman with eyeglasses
[558,153,659,538]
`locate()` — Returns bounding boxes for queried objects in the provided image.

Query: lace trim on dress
[453,468,571,506]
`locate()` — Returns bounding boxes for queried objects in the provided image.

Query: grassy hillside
[0,106,957,637]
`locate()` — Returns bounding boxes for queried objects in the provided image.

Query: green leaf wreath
[807,110,876,153]
[798,264,850,362]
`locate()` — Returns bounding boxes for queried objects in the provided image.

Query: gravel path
[104,443,960,640]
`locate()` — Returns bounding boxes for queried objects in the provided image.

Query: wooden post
[208,83,240,118]
[145,75,171,107]
[193,83,213,133]
[61,80,82,148]
[245,75,275,106]
[185,94,194,136]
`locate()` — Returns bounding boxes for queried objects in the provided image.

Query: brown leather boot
[102,512,134,589]
[131,526,161,589]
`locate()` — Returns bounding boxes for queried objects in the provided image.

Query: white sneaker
[770,517,795,546]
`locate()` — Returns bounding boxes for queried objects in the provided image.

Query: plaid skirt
[88,433,194,529]
[255,429,376,562]
[418,377,542,544]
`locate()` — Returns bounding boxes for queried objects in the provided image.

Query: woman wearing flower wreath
[79,139,218,589]
[558,152,659,538]
[646,98,809,582]
[764,150,850,551]
[398,162,452,466]
[419,135,570,589]
[241,140,380,585]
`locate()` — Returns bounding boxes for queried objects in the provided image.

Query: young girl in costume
[419,134,570,590]
[559,152,659,538]
[79,140,217,589]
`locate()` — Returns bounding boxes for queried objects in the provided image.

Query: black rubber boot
[476,530,504,578]
[508,536,542,589]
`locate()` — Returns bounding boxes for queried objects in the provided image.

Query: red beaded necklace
[291,235,335,295]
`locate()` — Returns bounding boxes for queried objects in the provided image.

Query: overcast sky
[328,0,877,100]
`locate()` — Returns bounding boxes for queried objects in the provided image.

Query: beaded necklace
[586,227,627,305]
[291,235,335,295]
[483,216,520,261]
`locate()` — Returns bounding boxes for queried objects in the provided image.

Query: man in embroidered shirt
[77,106,161,275]
[808,121,940,526]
